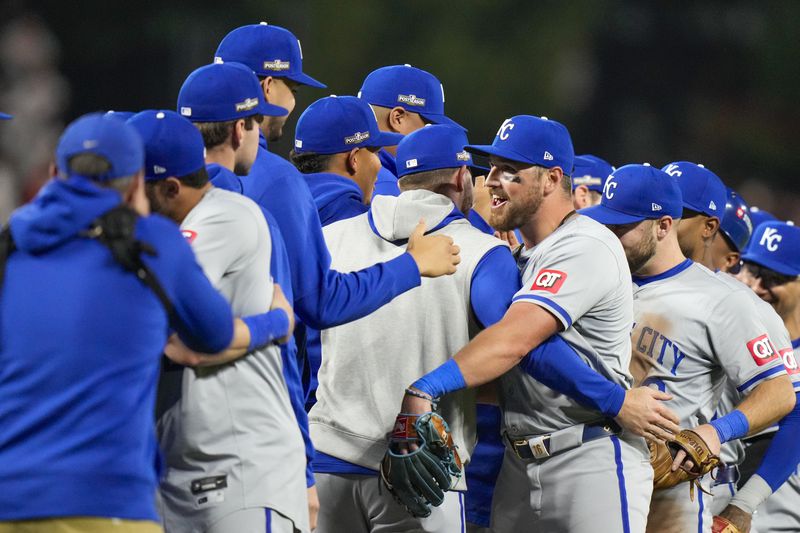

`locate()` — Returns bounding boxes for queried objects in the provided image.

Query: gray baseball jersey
[157,187,308,533]
[633,261,787,428]
[499,214,635,436]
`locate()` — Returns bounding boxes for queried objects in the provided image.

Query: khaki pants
[0,517,162,533]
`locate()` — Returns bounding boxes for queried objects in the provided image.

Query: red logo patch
[181,229,197,244]
[780,348,799,375]
[747,334,780,366]
[531,269,567,294]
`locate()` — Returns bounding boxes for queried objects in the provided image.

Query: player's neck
[519,199,575,248]
[204,147,235,173]
[783,309,800,341]
[637,239,686,278]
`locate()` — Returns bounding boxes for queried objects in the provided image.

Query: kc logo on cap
[760,227,783,251]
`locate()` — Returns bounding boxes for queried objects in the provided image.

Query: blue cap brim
[421,112,467,132]
[367,130,404,148]
[285,71,327,89]
[258,101,289,117]
[579,204,648,225]
[0,113,12,120]
[464,144,536,167]
[740,253,800,277]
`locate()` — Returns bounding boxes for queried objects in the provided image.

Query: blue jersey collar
[792,338,800,350]
[632,258,693,286]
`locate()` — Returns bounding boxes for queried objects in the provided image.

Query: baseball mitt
[649,428,721,500]
[380,412,463,518]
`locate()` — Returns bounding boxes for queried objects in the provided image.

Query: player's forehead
[489,155,535,173]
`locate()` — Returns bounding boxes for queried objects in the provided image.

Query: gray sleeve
[708,289,787,394]
[512,235,619,329]
[182,203,259,286]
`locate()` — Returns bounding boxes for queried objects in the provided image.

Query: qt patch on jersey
[779,348,799,374]
[531,269,567,293]
[181,229,198,244]
[747,334,780,365]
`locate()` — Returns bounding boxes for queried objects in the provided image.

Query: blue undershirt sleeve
[753,391,800,492]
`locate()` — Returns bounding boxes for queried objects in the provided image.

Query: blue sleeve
[468,209,495,236]
[252,173,421,330]
[519,342,626,418]
[139,216,233,354]
[470,246,519,328]
[754,391,800,492]
[470,244,625,417]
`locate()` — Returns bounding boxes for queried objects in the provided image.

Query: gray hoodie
[309,189,504,490]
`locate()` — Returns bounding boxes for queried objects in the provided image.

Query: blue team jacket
[0,176,233,521]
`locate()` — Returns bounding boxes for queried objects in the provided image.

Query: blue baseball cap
[465,115,574,173]
[293,95,403,155]
[719,188,753,252]
[571,154,614,192]
[358,64,465,131]
[396,124,475,178]
[55,112,144,181]
[214,23,326,88]
[0,113,12,120]
[742,222,800,276]
[104,110,136,122]
[749,206,778,229]
[127,110,206,181]
[580,164,683,225]
[177,62,287,122]
[662,161,726,218]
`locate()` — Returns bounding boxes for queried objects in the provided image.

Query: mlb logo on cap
[396,124,475,178]
[358,64,465,131]
[465,115,574,174]
[742,221,800,276]
[579,164,683,224]
[662,161,726,218]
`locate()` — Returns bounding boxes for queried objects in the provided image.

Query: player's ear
[724,252,741,272]
[260,76,275,99]
[543,167,563,194]
[345,148,359,175]
[454,166,469,192]
[163,177,181,199]
[703,216,720,239]
[388,107,406,132]
[656,216,672,238]
[231,119,245,149]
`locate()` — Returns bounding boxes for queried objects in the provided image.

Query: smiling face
[737,261,800,317]
[485,156,546,231]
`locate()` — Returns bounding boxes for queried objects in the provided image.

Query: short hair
[289,149,336,174]
[194,115,261,150]
[177,166,209,188]
[560,172,572,194]
[398,167,457,192]
[67,153,132,195]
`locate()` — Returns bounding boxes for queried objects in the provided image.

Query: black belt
[713,464,741,486]
[507,420,622,461]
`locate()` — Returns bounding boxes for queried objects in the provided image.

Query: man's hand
[671,423,721,472]
[406,219,460,277]
[471,175,491,223]
[614,386,681,443]
[270,283,294,345]
[494,229,520,251]
[307,485,320,531]
[164,333,204,367]
[714,504,751,533]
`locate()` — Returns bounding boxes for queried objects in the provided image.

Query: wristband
[709,409,750,444]
[411,359,466,399]
[729,474,772,514]
[243,309,290,351]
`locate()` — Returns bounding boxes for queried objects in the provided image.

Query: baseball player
[358,64,466,197]
[581,163,795,533]
[290,95,401,224]
[154,71,309,533]
[571,154,614,209]
[213,25,455,423]
[395,117,684,533]
[727,221,800,532]
[0,113,236,532]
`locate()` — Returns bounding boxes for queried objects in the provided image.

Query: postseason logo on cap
[345,131,370,145]
[397,94,426,107]
[263,59,290,71]
[456,150,470,162]
[235,97,259,112]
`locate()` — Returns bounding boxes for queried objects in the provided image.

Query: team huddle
[0,21,799,533]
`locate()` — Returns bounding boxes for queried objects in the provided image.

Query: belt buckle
[528,435,550,460]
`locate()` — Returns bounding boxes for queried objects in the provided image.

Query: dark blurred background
[1,0,798,222]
